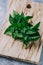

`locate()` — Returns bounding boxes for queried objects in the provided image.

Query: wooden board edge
[0,54,38,65]
[0,43,42,65]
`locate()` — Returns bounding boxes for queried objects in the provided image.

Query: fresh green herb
[4,11,40,48]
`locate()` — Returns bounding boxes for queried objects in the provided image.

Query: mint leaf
[25,16,33,21]
[28,35,40,41]
[32,22,40,31]
[9,14,14,24]
[4,25,14,35]
[12,10,19,18]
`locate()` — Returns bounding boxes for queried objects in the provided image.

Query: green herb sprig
[4,11,40,48]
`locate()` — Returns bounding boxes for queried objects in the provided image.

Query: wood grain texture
[0,0,43,64]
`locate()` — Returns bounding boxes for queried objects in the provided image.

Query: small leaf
[26,29,36,35]
[32,22,40,30]
[25,16,33,21]
[28,31,40,37]
[28,32,40,41]
[28,35,40,41]
[9,14,15,24]
[21,12,24,17]
[23,36,29,46]
[4,25,14,35]
[12,11,19,18]
[15,14,20,23]
[12,32,23,39]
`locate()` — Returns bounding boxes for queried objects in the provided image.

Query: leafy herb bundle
[4,11,40,48]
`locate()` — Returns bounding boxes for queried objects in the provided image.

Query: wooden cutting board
[0,0,43,64]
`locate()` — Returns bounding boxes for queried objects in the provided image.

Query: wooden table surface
[0,0,43,65]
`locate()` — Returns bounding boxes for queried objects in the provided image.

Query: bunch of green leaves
[4,11,40,48]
